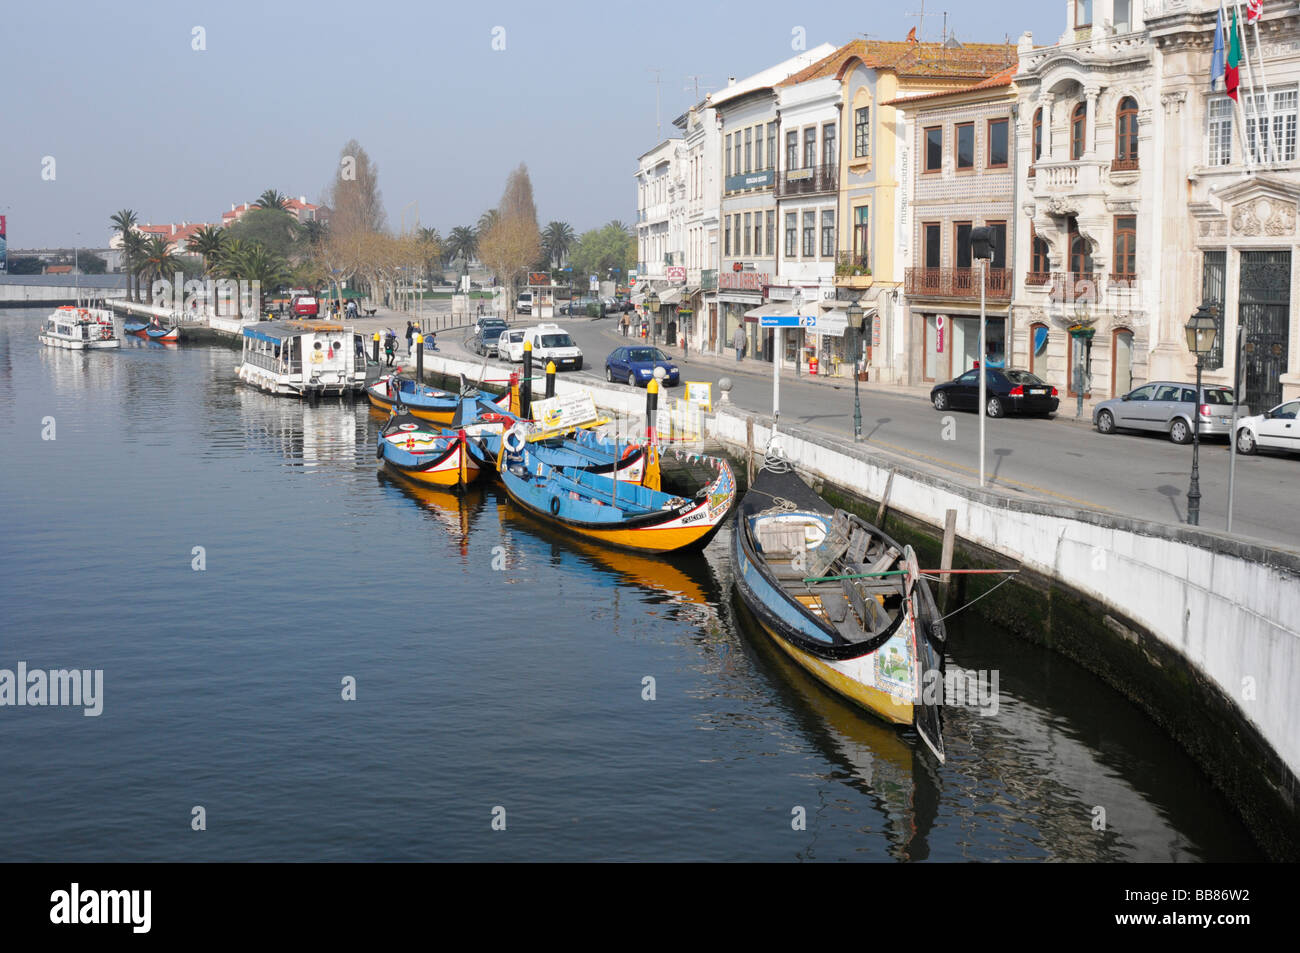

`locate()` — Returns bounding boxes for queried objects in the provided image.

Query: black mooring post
[521,339,533,420]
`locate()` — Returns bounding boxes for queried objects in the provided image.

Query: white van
[516,292,533,314]
[497,328,527,362]
[524,323,583,371]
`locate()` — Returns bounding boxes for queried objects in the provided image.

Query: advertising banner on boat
[530,392,598,435]
[0,215,7,274]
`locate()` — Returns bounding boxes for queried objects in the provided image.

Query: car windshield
[1203,387,1234,405]
[628,348,668,362]
[1002,370,1046,385]
[540,334,573,347]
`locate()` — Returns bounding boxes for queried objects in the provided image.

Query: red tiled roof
[881,64,1019,107]
[778,37,1018,87]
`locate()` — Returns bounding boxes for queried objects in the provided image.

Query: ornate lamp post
[645,289,660,344]
[1184,301,1220,527]
[846,298,863,441]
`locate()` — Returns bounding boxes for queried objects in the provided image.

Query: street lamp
[1184,301,1220,527]
[970,226,995,487]
[791,288,803,378]
[646,289,660,344]
[846,298,863,441]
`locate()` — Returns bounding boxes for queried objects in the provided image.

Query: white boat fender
[504,425,527,454]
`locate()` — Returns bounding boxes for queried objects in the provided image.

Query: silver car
[1093,380,1238,444]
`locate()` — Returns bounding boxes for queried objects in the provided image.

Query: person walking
[620,313,629,338]
[384,331,396,367]
[405,321,415,356]
[732,324,746,362]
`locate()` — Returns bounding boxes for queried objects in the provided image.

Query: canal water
[0,309,1261,861]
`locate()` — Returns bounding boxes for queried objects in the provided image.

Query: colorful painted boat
[497,444,735,553]
[366,374,509,424]
[376,409,481,489]
[731,461,946,762]
[123,320,151,335]
[145,325,180,342]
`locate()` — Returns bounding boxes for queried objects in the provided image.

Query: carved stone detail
[1160,91,1186,114]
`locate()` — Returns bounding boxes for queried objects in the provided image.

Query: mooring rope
[930,573,1017,623]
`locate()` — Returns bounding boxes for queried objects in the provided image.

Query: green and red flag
[1226,7,1241,101]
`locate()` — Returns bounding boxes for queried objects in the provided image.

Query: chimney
[299,196,306,204]
[728,76,736,85]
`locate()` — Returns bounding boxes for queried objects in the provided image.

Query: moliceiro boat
[237,321,367,399]
[732,461,946,762]
[366,374,510,424]
[124,318,179,342]
[497,439,735,554]
[377,410,481,489]
[38,306,120,350]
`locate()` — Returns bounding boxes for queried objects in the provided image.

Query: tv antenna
[904,2,948,44]
[684,74,712,103]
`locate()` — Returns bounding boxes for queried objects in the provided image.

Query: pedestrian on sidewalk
[405,321,415,355]
[681,332,689,360]
[732,325,746,362]
[620,313,629,337]
[384,332,396,367]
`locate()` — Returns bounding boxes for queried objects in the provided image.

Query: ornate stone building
[1012,0,1300,410]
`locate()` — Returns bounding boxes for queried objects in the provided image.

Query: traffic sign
[758,314,803,328]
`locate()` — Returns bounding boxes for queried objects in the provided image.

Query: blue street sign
[759,314,814,328]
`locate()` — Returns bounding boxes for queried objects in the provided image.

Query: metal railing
[904,267,1012,300]
[776,163,838,197]
[1025,271,1051,287]
[1111,156,1139,172]
[1049,272,1101,302]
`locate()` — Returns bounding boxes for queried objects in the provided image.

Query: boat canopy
[243,320,352,345]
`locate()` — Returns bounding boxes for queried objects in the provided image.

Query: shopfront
[921,312,1007,381]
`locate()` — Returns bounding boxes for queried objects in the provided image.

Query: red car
[291,295,319,317]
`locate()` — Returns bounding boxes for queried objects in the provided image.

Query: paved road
[425,310,1298,551]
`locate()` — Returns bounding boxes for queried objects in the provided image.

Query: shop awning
[658,287,683,306]
[743,303,797,321]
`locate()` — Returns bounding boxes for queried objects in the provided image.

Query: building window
[1113,215,1137,278]
[767,122,777,169]
[1116,97,1139,163]
[754,214,763,257]
[755,125,764,171]
[724,215,731,256]
[822,122,837,167]
[725,135,732,178]
[1032,107,1043,163]
[988,118,1009,168]
[821,209,835,257]
[1030,227,1050,281]
[744,127,753,173]
[802,211,816,257]
[1071,102,1087,159]
[786,130,798,169]
[1114,0,1132,33]
[1075,0,1092,28]
[1068,218,1093,274]
[923,222,941,269]
[855,106,870,157]
[956,123,975,169]
[765,211,774,258]
[1245,87,1299,162]
[1201,249,1226,369]
[1208,97,1234,166]
[954,222,973,268]
[734,136,741,176]
[925,126,943,172]
[987,221,1007,269]
[803,127,816,168]
[785,212,797,257]
[743,212,752,256]
[854,206,870,266]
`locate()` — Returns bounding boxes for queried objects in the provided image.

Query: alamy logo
[0,662,103,716]
[50,883,151,933]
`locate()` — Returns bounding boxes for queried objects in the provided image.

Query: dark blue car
[605,346,679,388]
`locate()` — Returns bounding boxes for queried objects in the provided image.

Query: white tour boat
[38,305,120,350]
[237,319,368,400]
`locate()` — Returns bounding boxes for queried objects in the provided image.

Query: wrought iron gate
[1238,250,1291,414]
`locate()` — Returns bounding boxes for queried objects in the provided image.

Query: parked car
[605,346,679,388]
[1234,398,1300,455]
[524,323,583,371]
[930,367,1058,417]
[497,328,526,362]
[516,292,533,315]
[475,316,509,339]
[464,327,499,357]
[291,294,319,317]
[1093,381,1237,443]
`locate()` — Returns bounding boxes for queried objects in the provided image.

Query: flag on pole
[1246,0,1263,24]
[1211,5,1225,90]
[1226,6,1241,101]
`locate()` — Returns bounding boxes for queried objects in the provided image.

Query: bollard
[372,332,380,364]
[415,334,424,383]
[545,361,556,399]
[646,378,659,443]
[521,339,533,421]
[509,370,521,417]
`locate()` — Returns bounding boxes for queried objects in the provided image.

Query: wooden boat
[124,319,178,342]
[237,320,367,399]
[376,409,481,489]
[366,374,509,423]
[38,306,119,350]
[731,461,946,762]
[497,443,735,553]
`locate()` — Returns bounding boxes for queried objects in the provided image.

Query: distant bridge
[0,274,127,307]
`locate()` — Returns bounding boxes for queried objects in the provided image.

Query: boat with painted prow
[38,306,120,350]
[497,441,735,553]
[731,460,946,762]
[366,374,510,423]
[377,409,481,489]
[237,320,367,399]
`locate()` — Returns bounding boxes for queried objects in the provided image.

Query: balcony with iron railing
[904,267,1012,301]
[1048,272,1102,302]
[776,163,839,197]
[833,251,872,287]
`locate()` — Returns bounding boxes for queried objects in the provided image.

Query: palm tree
[254,189,288,211]
[542,221,575,270]
[445,225,478,264]
[189,225,226,276]
[301,219,329,249]
[215,240,288,317]
[110,209,138,301]
[121,231,146,304]
[476,208,499,238]
[137,235,182,304]
[606,220,630,236]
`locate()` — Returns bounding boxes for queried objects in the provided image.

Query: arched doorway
[1112,327,1133,397]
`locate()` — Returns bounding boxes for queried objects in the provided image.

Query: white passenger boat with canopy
[237,320,367,399]
[38,305,120,350]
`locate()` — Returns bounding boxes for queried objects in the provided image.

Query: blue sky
[2,0,1062,248]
